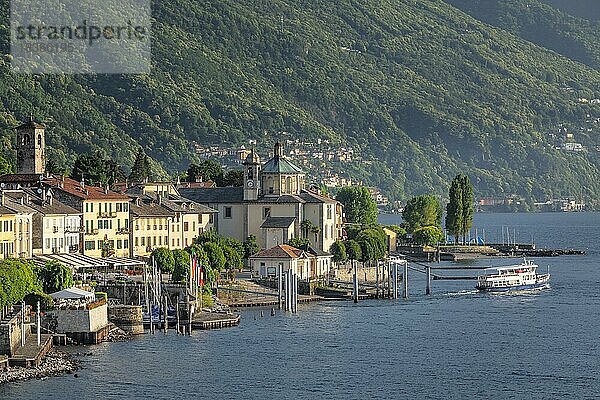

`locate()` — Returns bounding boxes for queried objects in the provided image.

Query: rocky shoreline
[0,350,79,385]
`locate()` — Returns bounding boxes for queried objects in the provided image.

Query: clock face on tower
[247,180,254,188]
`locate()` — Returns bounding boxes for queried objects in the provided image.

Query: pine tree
[129,148,152,183]
[445,176,463,243]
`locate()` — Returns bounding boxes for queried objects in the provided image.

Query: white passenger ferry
[476,259,550,292]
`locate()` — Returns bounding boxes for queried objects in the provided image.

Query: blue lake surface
[2,213,599,399]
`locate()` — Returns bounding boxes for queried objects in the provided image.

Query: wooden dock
[226,294,323,308]
[9,334,53,368]
[191,312,240,330]
[0,355,8,370]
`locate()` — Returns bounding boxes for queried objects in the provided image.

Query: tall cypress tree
[445,176,463,243]
[460,175,474,243]
[129,148,152,183]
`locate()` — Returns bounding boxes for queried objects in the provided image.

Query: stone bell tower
[16,119,46,175]
[243,148,261,201]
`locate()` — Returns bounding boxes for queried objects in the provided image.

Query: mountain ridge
[1,0,600,202]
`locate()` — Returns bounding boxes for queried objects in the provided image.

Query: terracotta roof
[297,243,332,257]
[251,244,304,259]
[45,176,129,201]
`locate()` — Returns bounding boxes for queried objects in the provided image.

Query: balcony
[98,211,117,218]
[117,228,130,235]
[85,229,99,236]
[69,245,80,254]
[65,226,84,233]
[52,226,60,233]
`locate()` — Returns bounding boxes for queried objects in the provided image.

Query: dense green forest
[1,0,600,201]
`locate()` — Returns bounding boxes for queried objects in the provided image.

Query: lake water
[2,213,599,399]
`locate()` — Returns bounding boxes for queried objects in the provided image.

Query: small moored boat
[476,259,550,292]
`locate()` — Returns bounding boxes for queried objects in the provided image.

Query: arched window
[37,134,42,147]
[247,167,253,180]
[22,134,31,146]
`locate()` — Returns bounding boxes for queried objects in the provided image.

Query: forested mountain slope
[1,0,600,201]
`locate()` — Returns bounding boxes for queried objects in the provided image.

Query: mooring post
[36,300,41,346]
[393,260,398,299]
[375,262,380,298]
[186,293,192,335]
[278,264,283,310]
[21,301,25,347]
[284,270,290,312]
[387,260,392,299]
[293,273,298,313]
[403,262,409,299]
[176,294,180,335]
[163,296,168,334]
[353,261,358,303]
[426,266,432,295]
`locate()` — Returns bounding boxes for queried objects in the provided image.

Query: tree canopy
[445,174,474,244]
[129,148,153,183]
[330,240,348,264]
[344,239,362,262]
[36,260,73,294]
[72,150,126,186]
[152,247,175,273]
[402,195,443,233]
[0,259,41,308]
[335,187,378,226]
[171,249,191,282]
[187,160,223,183]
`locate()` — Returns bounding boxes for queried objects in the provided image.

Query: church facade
[179,143,343,252]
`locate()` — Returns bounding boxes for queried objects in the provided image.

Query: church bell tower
[16,119,46,175]
[243,148,261,201]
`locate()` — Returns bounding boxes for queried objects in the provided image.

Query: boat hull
[477,275,550,292]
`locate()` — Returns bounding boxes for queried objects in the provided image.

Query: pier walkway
[9,334,53,368]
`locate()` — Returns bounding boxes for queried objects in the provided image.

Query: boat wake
[444,289,479,297]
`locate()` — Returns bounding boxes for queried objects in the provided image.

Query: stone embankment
[0,350,79,384]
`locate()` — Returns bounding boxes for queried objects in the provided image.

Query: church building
[179,143,342,252]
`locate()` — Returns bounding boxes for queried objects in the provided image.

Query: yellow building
[0,207,16,259]
[128,193,217,257]
[0,191,34,259]
[46,177,131,258]
[4,188,82,255]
